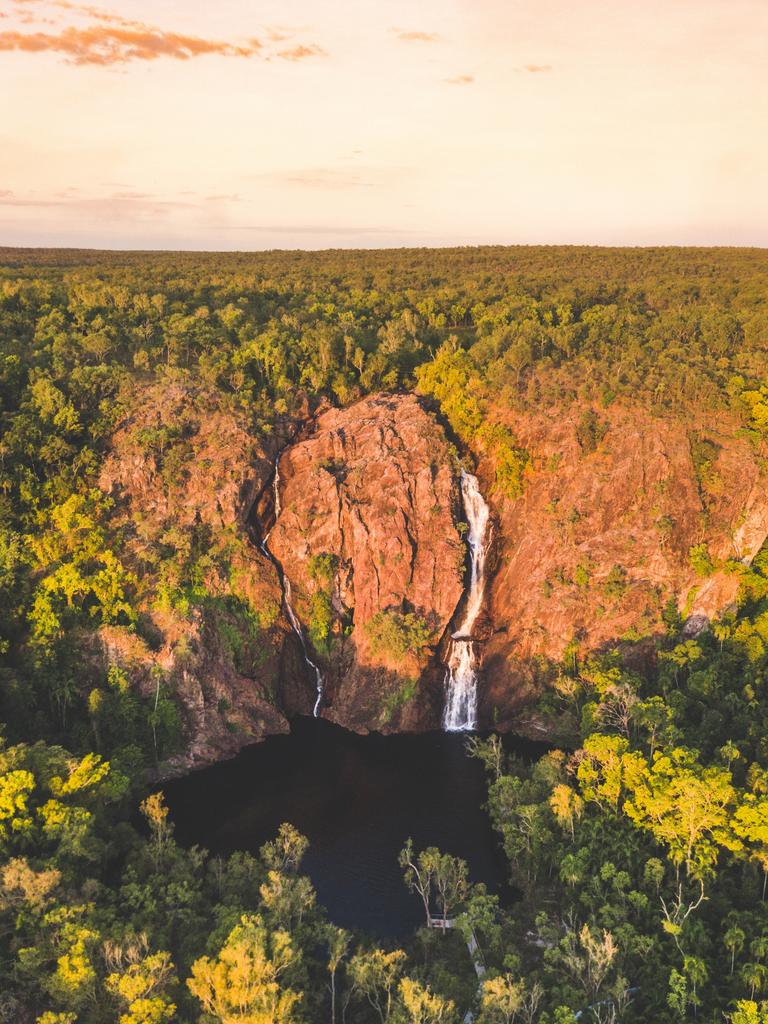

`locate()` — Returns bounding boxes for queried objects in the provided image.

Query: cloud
[445,74,474,85]
[267,25,308,43]
[0,190,195,217]
[275,43,326,61]
[19,0,147,30]
[0,24,262,64]
[395,30,441,43]
[2,2,326,65]
[221,224,420,236]
[257,168,376,189]
[520,63,552,73]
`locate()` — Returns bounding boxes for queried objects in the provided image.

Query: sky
[0,0,766,250]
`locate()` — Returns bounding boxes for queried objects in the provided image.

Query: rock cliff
[265,393,466,732]
[96,380,295,772]
[95,383,768,767]
[476,401,768,731]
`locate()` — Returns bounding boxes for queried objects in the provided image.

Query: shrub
[380,678,418,723]
[364,610,433,664]
[573,562,591,589]
[656,515,675,543]
[576,408,607,453]
[604,564,628,599]
[308,590,334,655]
[691,434,721,495]
[307,553,337,585]
[488,429,530,500]
[689,543,716,577]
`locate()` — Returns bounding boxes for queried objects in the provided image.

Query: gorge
[92,381,768,774]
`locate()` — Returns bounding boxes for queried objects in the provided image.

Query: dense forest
[2,244,768,1023]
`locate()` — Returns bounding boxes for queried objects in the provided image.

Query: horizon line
[2,241,768,256]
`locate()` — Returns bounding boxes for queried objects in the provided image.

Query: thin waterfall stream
[443,470,491,732]
[261,457,324,717]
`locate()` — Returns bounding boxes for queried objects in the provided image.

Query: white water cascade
[442,471,491,732]
[261,459,324,718]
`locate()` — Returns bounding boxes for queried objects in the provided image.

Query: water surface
[164,718,542,936]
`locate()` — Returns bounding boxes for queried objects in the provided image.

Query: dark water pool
[163,718,544,937]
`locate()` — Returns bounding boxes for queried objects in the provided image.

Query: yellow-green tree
[478,973,525,1023]
[104,936,176,1024]
[349,947,407,1024]
[622,748,741,880]
[396,977,456,1024]
[549,784,584,840]
[187,914,301,1024]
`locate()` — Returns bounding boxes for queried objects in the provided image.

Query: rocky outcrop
[94,621,289,775]
[476,401,768,729]
[266,394,466,732]
[99,380,275,538]
[95,384,467,764]
[96,378,297,772]
[92,380,768,765]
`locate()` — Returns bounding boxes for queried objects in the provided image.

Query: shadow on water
[163,717,548,938]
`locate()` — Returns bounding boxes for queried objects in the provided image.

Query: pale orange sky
[1,0,766,249]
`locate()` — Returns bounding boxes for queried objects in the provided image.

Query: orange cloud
[3,3,327,65]
[14,0,145,29]
[0,24,263,63]
[267,25,304,43]
[275,43,326,61]
[520,64,552,73]
[396,30,441,43]
[446,74,474,85]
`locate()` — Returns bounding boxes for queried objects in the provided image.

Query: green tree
[399,840,469,927]
[349,948,406,1024]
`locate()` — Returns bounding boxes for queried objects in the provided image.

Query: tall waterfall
[443,471,491,732]
[261,460,324,718]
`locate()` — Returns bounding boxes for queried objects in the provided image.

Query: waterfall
[443,471,491,732]
[261,459,324,718]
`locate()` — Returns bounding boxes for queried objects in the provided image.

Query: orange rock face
[267,394,466,732]
[97,380,294,772]
[477,401,768,731]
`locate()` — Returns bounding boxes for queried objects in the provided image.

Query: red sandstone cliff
[475,401,768,731]
[92,383,768,767]
[96,379,295,771]
[267,393,466,732]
